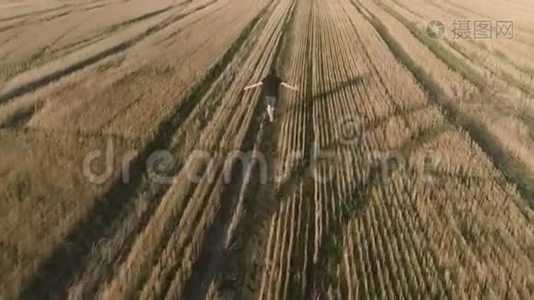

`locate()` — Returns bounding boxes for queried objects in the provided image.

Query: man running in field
[243,68,298,122]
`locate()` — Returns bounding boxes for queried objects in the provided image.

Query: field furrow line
[371,190,412,297]
[390,179,441,294]
[0,4,72,23]
[250,0,314,298]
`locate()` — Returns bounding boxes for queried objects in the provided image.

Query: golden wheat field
[1,0,533,298]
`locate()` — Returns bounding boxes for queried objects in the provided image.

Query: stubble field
[1,0,533,298]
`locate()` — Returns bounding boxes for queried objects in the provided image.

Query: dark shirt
[261,75,283,98]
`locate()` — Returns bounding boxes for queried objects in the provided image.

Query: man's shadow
[313,75,367,100]
[283,75,367,116]
[276,75,367,200]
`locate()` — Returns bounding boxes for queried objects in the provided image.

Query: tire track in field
[17,8,266,299]
[27,21,86,64]
[182,110,270,300]
[0,0,219,105]
[157,2,229,47]
[0,3,98,34]
[81,0,127,13]
[48,5,175,53]
[51,2,190,55]
[98,4,238,131]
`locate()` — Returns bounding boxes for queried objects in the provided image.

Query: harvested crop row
[254,0,313,298]
[305,0,446,297]
[203,2,310,294]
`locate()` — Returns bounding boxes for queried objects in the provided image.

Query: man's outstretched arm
[244,82,263,91]
[281,82,298,91]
